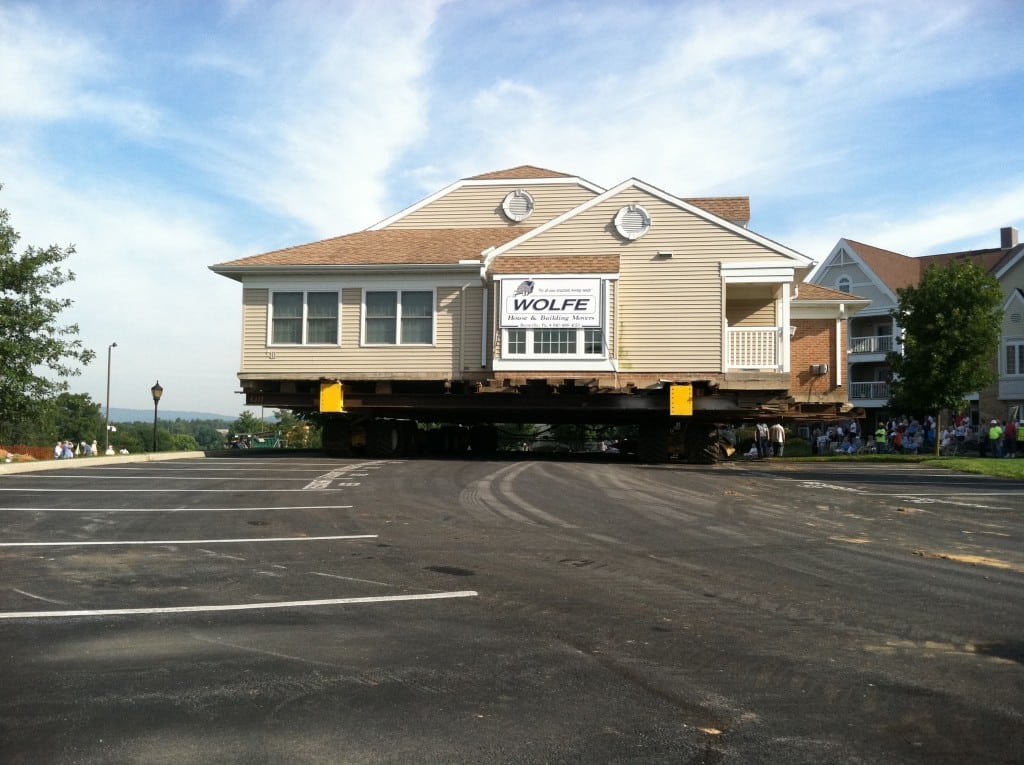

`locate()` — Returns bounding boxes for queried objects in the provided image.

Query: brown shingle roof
[683,196,750,225]
[490,255,620,274]
[214,227,526,269]
[846,239,1016,294]
[468,165,575,180]
[845,239,921,292]
[796,283,867,301]
[920,247,1007,274]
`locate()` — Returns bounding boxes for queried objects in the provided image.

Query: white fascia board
[1001,287,1024,311]
[806,239,848,285]
[995,245,1024,280]
[211,264,480,280]
[483,178,813,271]
[791,299,871,319]
[720,262,795,283]
[244,273,480,290]
[629,178,815,267]
[840,239,903,304]
[368,175,606,231]
[808,238,897,299]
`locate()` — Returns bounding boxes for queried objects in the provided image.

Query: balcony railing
[849,335,894,354]
[849,381,890,401]
[727,327,780,369]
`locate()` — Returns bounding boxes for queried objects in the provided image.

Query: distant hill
[108,408,237,423]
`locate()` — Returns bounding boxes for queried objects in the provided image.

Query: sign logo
[500,278,601,328]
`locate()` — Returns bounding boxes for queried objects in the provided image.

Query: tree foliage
[0,196,94,442]
[887,260,1003,414]
[52,392,105,444]
[231,410,265,436]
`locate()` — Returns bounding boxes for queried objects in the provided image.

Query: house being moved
[211,166,864,459]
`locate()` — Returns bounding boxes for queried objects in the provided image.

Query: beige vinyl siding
[457,284,484,373]
[500,189,791,371]
[386,183,598,229]
[727,284,776,327]
[240,285,483,378]
[241,288,269,374]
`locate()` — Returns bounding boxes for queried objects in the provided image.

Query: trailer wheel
[321,416,352,457]
[367,419,400,457]
[637,420,671,462]
[681,424,728,464]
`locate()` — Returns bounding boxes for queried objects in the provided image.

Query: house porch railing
[727,327,780,369]
[849,381,891,400]
[849,335,894,354]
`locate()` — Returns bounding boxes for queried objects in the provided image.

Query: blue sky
[2,0,1023,415]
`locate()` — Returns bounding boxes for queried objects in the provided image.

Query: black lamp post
[151,380,163,452]
[103,342,117,454]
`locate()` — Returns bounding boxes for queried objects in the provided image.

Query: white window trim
[267,288,342,347]
[501,327,608,360]
[1004,339,1024,376]
[360,287,438,347]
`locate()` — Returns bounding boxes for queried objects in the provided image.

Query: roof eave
[209,263,482,282]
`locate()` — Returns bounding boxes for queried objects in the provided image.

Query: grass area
[783,453,1024,478]
[920,456,1024,478]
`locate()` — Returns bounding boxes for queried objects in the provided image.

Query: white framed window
[1005,341,1024,375]
[504,328,604,357]
[363,289,435,345]
[270,290,339,345]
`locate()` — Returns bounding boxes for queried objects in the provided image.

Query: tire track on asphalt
[457,462,575,528]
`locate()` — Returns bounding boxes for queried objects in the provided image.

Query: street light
[151,380,163,452]
[104,342,117,454]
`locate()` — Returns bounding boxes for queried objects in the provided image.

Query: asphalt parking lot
[1,454,1022,764]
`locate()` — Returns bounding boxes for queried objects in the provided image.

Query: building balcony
[849,381,890,402]
[727,327,781,370]
[849,334,894,355]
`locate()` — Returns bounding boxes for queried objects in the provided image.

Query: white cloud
[0,4,160,133]
[174,1,446,237]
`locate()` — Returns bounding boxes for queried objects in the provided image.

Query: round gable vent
[501,189,535,222]
[614,204,651,240]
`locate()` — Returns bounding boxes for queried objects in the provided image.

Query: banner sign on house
[500,278,601,328]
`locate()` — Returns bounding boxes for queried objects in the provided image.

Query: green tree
[887,260,1002,427]
[52,392,105,444]
[232,410,264,436]
[170,433,199,451]
[0,195,95,443]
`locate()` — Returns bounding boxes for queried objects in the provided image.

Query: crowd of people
[741,413,1024,459]
[53,439,124,458]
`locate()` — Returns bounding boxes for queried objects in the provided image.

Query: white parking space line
[12,589,69,605]
[4,475,321,481]
[0,535,377,547]
[0,591,479,620]
[311,571,396,587]
[0,505,353,512]
[0,488,345,493]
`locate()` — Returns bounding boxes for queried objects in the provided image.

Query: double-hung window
[1005,341,1024,375]
[364,290,434,345]
[271,291,339,345]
